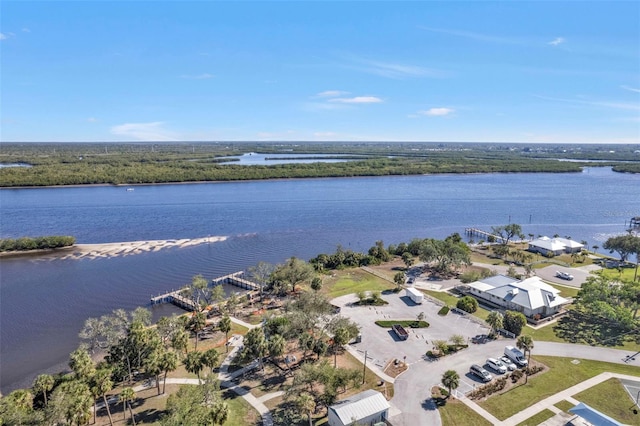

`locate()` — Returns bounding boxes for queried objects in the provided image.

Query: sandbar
[6,236,229,260]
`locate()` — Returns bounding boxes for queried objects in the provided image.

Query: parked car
[486,357,507,374]
[499,356,517,371]
[555,271,574,280]
[470,364,493,382]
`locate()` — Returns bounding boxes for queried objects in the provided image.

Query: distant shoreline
[0,236,228,260]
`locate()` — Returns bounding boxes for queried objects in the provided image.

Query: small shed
[327,389,390,426]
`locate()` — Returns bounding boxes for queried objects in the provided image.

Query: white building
[466,275,570,318]
[327,389,390,426]
[528,236,584,256]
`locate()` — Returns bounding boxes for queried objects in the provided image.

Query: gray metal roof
[329,389,390,425]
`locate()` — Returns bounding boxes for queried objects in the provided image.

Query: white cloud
[0,33,7,40]
[328,96,383,104]
[419,107,455,116]
[621,85,640,93]
[22,28,30,33]
[548,37,565,46]
[315,90,350,98]
[534,94,640,111]
[180,73,214,79]
[87,117,98,122]
[111,122,179,141]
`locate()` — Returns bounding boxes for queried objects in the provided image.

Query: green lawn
[439,398,493,426]
[546,282,580,298]
[423,290,491,320]
[597,266,639,283]
[554,400,575,413]
[323,269,395,299]
[514,409,555,426]
[478,356,640,420]
[223,391,262,426]
[574,378,640,425]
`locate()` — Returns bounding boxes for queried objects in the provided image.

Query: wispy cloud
[341,54,444,79]
[621,85,640,93]
[548,37,566,46]
[314,131,337,138]
[22,28,30,33]
[419,26,520,45]
[87,117,98,123]
[111,122,179,141]
[179,73,214,80]
[534,94,640,111]
[328,96,383,104]
[418,107,455,117]
[0,33,7,41]
[316,90,350,98]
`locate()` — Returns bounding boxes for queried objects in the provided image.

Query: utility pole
[362,350,367,384]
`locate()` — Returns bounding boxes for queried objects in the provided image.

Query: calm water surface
[1,167,639,393]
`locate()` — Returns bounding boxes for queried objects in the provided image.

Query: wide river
[1,167,639,394]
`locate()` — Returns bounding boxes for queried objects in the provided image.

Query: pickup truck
[392,324,409,340]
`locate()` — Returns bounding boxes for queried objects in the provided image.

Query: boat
[126,187,134,192]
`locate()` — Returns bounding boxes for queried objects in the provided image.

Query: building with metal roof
[465,275,570,318]
[529,236,584,256]
[327,389,390,426]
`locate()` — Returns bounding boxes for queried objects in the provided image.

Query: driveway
[535,265,595,288]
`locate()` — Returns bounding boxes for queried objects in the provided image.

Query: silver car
[500,356,517,371]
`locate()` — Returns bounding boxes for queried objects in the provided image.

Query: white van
[504,346,528,367]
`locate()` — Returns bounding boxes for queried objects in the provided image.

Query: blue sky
[1,1,639,143]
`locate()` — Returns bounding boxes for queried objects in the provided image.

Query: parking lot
[331,290,491,372]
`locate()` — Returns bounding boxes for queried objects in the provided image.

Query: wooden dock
[150,288,197,311]
[212,271,260,290]
[151,271,260,312]
[464,228,526,244]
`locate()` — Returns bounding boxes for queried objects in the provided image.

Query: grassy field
[574,378,640,425]
[438,398,493,426]
[514,409,555,426]
[322,268,396,299]
[375,320,429,328]
[554,399,575,413]
[422,289,491,321]
[479,356,640,420]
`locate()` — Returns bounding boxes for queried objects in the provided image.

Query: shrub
[511,369,524,383]
[456,296,478,313]
[437,306,450,316]
[503,310,527,336]
[459,271,482,284]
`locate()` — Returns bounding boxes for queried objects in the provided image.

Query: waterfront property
[528,236,584,256]
[327,389,390,426]
[464,275,570,318]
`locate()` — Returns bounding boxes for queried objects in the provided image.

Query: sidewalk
[454,372,640,426]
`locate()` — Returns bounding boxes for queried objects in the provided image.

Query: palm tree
[184,351,204,383]
[486,311,504,337]
[516,335,534,384]
[91,367,114,426]
[190,312,207,350]
[218,315,232,353]
[119,387,136,425]
[159,351,178,394]
[201,348,220,377]
[32,374,54,407]
[297,392,316,426]
[441,370,460,399]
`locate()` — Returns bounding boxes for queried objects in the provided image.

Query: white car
[500,356,517,371]
[486,357,507,374]
[555,271,574,280]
